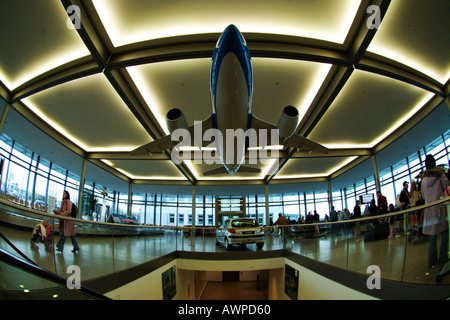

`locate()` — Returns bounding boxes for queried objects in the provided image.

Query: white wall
[104,261,184,300]
[104,257,378,300]
[284,259,378,300]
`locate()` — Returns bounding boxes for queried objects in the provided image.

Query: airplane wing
[283,134,329,154]
[131,115,213,156]
[251,115,328,154]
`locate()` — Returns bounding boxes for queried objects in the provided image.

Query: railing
[0,248,109,299]
[0,197,449,291]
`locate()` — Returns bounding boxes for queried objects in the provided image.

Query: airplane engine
[166,108,188,134]
[277,105,299,139]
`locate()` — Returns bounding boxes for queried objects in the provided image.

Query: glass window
[331,190,343,212]
[314,191,329,220]
[305,192,315,215]
[66,172,80,208]
[379,167,395,204]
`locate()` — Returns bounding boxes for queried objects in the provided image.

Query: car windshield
[231,219,259,228]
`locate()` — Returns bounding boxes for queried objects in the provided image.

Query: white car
[216,218,265,250]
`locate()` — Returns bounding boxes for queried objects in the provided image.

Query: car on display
[216,218,265,250]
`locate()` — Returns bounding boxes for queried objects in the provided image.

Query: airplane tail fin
[203,166,261,176]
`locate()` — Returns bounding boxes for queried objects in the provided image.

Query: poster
[162,266,176,300]
[284,264,298,300]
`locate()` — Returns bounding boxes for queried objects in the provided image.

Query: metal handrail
[1,196,449,231]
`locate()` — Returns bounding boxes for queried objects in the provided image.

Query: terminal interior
[0,0,449,300]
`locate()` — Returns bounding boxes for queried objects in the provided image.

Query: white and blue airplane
[131,24,328,175]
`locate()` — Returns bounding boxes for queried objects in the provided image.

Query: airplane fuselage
[210,24,253,174]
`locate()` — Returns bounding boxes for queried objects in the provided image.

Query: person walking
[54,190,80,253]
[353,200,361,235]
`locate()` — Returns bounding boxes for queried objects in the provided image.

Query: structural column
[192,185,196,227]
[78,158,87,209]
[0,104,10,189]
[265,183,269,225]
[372,154,381,192]
[127,183,132,217]
[0,103,10,135]
[328,179,333,212]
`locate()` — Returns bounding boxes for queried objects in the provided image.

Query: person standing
[399,181,411,209]
[421,155,449,268]
[353,200,361,235]
[377,191,388,214]
[54,190,80,253]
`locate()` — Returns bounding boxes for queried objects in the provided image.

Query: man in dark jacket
[353,200,361,235]
[399,181,410,209]
[377,191,388,214]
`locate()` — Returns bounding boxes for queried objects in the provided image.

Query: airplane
[131,24,328,175]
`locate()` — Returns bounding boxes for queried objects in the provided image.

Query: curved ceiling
[0,0,448,187]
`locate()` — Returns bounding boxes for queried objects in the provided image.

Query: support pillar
[265,183,269,225]
[372,154,381,192]
[78,158,87,210]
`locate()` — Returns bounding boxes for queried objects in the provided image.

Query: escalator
[0,231,109,300]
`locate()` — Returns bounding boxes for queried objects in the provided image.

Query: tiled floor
[200,281,267,300]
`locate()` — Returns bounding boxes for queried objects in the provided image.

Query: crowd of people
[29,155,449,272]
[269,154,449,269]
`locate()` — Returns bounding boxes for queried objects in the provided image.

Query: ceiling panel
[308,70,434,148]
[127,58,332,135]
[0,0,89,90]
[252,59,332,123]
[23,73,152,151]
[275,157,358,179]
[92,0,361,47]
[367,0,450,84]
[127,59,212,134]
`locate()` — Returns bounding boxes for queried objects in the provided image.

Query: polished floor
[1,222,449,291]
[200,281,267,300]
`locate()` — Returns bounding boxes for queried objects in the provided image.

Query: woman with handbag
[54,190,80,253]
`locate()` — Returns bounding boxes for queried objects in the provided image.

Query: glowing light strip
[296,63,332,121]
[126,66,170,135]
[101,160,186,180]
[92,0,360,47]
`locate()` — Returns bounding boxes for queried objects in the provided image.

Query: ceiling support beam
[59,0,198,185]
[264,0,392,183]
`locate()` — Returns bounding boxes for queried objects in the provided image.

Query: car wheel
[257,243,264,249]
[216,237,220,245]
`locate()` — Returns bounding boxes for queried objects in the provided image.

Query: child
[30,220,53,252]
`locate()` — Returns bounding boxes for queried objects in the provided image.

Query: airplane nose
[216,24,245,49]
[224,24,240,37]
